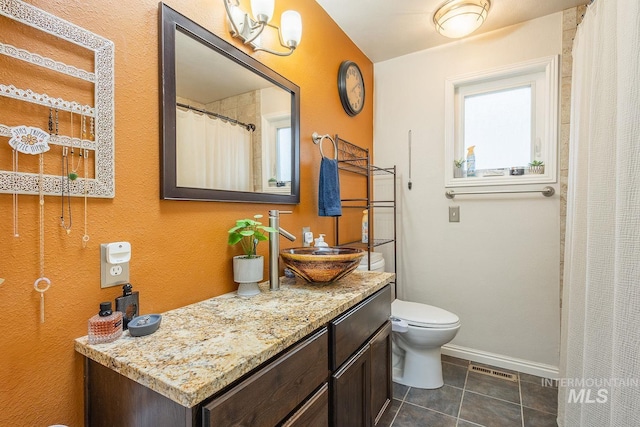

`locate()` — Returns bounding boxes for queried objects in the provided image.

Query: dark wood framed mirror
[159,3,300,203]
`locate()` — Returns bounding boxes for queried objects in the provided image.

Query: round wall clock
[338,60,365,116]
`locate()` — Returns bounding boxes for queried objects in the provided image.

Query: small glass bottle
[88,302,123,344]
[362,210,369,243]
[115,283,139,330]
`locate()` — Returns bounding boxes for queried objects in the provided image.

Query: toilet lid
[391,299,460,328]
[359,251,384,265]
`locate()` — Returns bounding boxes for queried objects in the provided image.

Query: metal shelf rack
[334,135,397,292]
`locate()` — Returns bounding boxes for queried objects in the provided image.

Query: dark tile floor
[379,355,558,427]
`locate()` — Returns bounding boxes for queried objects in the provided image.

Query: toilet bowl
[391,299,460,389]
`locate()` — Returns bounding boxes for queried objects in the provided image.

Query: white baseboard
[442,344,559,379]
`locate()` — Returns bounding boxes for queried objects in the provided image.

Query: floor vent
[468,364,518,382]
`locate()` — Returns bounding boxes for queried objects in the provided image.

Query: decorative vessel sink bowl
[280,247,365,283]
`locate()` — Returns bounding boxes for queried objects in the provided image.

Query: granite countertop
[75,271,394,408]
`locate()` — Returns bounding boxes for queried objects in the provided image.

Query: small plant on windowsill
[454,158,465,178]
[528,160,545,174]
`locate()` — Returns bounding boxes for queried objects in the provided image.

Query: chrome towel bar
[445,186,555,199]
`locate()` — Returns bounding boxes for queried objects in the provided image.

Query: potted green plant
[528,160,545,174]
[228,215,277,296]
[454,158,465,178]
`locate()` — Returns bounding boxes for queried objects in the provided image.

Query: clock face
[338,61,365,116]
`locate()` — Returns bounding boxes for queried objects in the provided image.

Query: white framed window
[275,125,292,182]
[444,55,558,187]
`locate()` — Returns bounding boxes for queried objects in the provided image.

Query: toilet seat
[392,299,460,329]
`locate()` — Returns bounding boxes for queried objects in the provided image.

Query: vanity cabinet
[85,328,329,427]
[330,285,392,426]
[82,284,391,427]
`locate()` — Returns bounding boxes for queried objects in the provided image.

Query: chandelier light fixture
[433,0,491,39]
[223,0,302,56]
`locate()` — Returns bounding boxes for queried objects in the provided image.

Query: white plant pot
[233,255,264,297]
[529,165,545,174]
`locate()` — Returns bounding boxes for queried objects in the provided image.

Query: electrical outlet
[302,226,313,247]
[101,244,130,288]
[449,206,460,222]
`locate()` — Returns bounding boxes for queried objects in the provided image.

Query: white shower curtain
[176,108,252,191]
[558,1,640,426]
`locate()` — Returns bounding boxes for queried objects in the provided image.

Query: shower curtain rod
[177,102,256,132]
[445,186,555,199]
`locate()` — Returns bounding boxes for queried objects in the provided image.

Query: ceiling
[315,0,588,63]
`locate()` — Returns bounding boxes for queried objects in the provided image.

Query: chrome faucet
[269,210,296,290]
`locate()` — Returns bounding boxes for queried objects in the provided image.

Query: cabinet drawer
[202,327,329,427]
[330,285,391,370]
[282,383,329,427]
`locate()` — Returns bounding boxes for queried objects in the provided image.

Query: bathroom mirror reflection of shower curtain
[176,108,252,191]
[160,3,300,203]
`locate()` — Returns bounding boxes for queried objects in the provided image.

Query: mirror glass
[160,4,300,203]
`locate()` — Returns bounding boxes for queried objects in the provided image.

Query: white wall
[374,13,562,372]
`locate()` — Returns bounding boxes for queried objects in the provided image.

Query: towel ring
[311,132,338,160]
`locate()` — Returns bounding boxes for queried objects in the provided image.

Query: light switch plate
[449,206,460,222]
[100,243,130,288]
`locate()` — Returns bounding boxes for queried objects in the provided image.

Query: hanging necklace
[81,111,94,247]
[82,146,90,247]
[69,113,84,181]
[60,110,72,234]
[12,148,19,237]
[34,152,51,323]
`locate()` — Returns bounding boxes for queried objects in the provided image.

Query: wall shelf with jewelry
[0,0,114,323]
[0,0,115,199]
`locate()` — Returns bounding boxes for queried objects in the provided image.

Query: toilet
[356,251,385,272]
[391,299,461,389]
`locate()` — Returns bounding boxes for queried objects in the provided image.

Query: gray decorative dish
[128,314,162,337]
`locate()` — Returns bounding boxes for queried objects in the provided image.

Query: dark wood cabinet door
[369,322,392,426]
[282,383,329,427]
[331,345,371,427]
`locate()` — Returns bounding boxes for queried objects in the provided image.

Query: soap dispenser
[115,283,139,330]
[314,234,329,248]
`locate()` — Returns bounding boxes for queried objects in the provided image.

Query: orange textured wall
[0,1,373,425]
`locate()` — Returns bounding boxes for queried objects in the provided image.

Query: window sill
[445,170,556,188]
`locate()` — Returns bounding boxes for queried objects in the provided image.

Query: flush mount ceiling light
[223,0,302,56]
[433,0,491,39]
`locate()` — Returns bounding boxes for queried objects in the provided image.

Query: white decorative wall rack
[0,0,115,198]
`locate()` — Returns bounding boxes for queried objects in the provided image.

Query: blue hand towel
[318,157,342,217]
